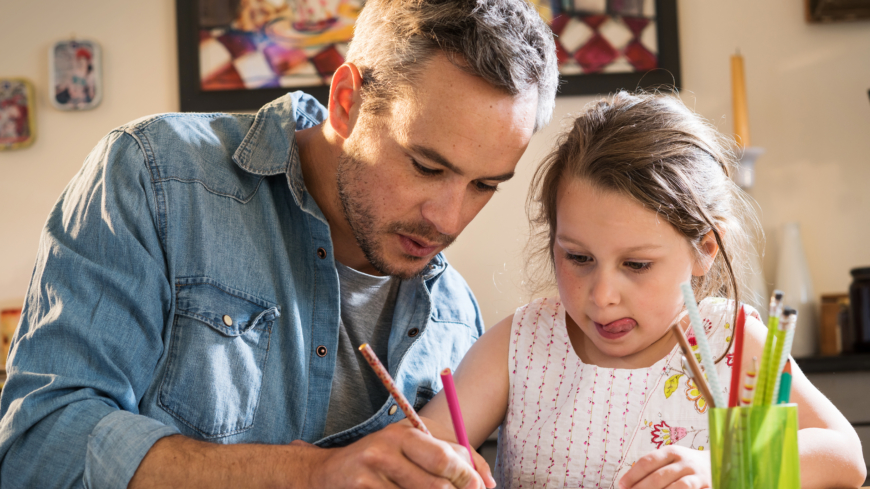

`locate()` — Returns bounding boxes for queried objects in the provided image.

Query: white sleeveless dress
[495,296,762,489]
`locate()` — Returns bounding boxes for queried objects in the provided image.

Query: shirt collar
[231,93,308,206]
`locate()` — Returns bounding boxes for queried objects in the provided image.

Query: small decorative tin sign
[50,39,102,111]
[0,78,36,151]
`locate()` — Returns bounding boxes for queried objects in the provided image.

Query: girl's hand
[618,445,711,489]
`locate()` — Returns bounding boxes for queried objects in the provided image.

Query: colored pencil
[440,368,476,470]
[672,324,717,409]
[728,305,747,408]
[680,283,726,408]
[777,360,793,404]
[741,357,758,406]
[755,290,783,406]
[772,309,797,404]
[359,343,431,435]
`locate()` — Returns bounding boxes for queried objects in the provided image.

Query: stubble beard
[335,152,456,280]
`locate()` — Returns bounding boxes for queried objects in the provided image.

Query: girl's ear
[692,230,720,276]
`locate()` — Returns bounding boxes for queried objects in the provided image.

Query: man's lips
[398,234,440,258]
[594,317,637,340]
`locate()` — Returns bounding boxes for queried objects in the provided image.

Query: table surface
[794,354,870,374]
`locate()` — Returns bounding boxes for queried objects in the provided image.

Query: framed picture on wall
[49,39,103,111]
[0,78,36,151]
[539,0,681,97]
[176,0,680,112]
[177,0,362,112]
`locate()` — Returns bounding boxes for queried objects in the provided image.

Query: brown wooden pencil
[671,324,717,409]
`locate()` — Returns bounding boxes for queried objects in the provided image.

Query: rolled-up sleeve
[0,130,178,488]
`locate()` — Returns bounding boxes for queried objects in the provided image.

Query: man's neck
[295,125,377,274]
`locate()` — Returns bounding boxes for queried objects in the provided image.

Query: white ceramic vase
[775,222,817,358]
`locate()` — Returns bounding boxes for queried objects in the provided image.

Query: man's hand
[310,423,491,488]
[618,445,711,489]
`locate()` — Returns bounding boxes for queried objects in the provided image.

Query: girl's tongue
[595,318,637,339]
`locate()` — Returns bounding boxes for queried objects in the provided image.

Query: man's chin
[370,253,433,280]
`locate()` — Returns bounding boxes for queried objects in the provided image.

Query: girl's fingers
[619,448,678,488]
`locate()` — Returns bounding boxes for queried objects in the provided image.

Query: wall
[447,0,870,330]
[1,0,870,334]
[0,0,178,309]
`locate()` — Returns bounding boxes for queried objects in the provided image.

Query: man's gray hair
[345,0,559,132]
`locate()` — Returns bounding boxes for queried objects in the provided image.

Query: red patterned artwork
[198,0,362,92]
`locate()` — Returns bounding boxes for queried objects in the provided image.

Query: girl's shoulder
[696,297,764,358]
[510,296,565,340]
[513,296,563,323]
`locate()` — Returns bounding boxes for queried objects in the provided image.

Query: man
[0,0,558,487]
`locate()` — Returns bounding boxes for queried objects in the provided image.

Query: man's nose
[421,184,465,237]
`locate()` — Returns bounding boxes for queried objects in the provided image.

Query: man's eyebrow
[409,144,515,182]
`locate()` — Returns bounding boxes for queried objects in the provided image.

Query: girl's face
[554,178,714,368]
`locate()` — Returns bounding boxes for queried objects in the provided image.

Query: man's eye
[474,181,499,193]
[625,261,652,272]
[411,158,440,175]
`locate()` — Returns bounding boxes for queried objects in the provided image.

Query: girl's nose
[590,270,620,309]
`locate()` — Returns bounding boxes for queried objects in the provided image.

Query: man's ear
[327,62,363,140]
[692,230,721,276]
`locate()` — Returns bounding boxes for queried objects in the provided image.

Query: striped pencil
[741,357,758,406]
[359,343,430,435]
[680,283,727,409]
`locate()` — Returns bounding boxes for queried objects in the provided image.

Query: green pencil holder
[709,405,801,489]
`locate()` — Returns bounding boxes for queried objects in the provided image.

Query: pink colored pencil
[440,368,476,470]
[358,343,430,435]
[728,306,747,408]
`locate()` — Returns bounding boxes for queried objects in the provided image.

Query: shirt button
[317,247,327,259]
[316,345,327,357]
[222,315,233,326]
[388,405,398,415]
[408,328,419,338]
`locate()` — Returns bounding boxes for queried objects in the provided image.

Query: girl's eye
[567,253,592,264]
[625,261,652,272]
[411,158,440,176]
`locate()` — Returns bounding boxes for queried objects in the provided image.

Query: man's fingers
[376,450,457,489]
[619,448,678,488]
[401,430,483,489]
[469,450,496,488]
[446,443,495,489]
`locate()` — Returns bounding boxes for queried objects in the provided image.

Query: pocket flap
[175,280,279,337]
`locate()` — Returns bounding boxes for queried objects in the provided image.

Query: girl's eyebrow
[556,235,662,254]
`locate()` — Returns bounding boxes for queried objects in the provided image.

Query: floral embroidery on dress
[496,297,753,489]
[685,378,707,414]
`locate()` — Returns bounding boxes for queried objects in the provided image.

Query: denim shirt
[0,92,484,488]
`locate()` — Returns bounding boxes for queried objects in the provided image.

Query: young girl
[417,92,866,488]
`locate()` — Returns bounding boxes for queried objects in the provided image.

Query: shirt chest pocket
[159,281,280,439]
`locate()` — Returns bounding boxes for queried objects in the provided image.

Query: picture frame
[176,0,681,112]
[49,39,103,111]
[0,78,37,151]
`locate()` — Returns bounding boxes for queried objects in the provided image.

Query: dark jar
[848,267,870,353]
